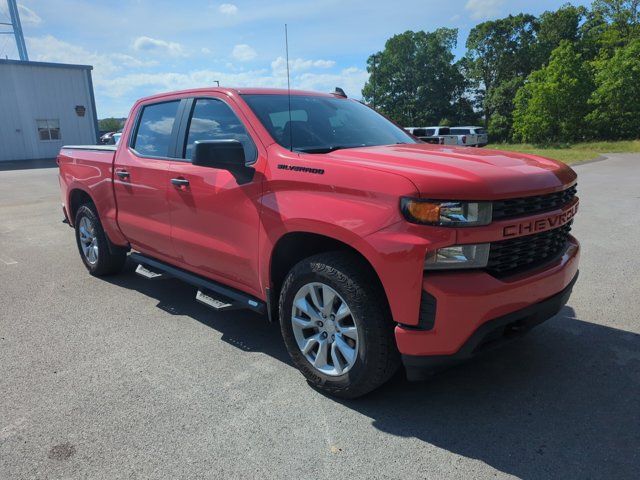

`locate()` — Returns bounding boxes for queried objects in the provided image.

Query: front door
[168,97,264,294]
[113,99,182,262]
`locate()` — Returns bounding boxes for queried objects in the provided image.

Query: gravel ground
[0,154,638,479]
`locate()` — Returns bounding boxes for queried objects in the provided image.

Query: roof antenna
[285,24,293,152]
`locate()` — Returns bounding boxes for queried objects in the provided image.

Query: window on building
[37,119,61,141]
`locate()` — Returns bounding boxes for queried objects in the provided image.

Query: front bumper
[396,236,579,379]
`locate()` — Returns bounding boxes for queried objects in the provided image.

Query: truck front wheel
[279,252,400,398]
[74,204,127,276]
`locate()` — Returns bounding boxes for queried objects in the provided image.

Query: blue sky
[1,0,590,118]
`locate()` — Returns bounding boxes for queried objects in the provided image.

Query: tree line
[362,0,640,144]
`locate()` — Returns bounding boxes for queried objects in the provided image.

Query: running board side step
[196,290,233,311]
[130,252,265,315]
[135,264,165,280]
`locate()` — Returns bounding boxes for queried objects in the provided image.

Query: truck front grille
[487,222,572,277]
[492,185,577,220]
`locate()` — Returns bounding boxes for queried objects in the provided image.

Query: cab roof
[137,87,342,103]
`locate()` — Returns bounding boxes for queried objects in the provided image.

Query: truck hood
[325,144,576,199]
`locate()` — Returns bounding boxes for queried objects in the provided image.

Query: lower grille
[487,222,572,277]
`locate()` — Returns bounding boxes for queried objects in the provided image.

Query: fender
[259,217,389,305]
[260,218,385,287]
[256,146,423,324]
[258,216,457,327]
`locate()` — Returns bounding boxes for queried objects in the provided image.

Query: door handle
[115,169,130,179]
[171,178,190,187]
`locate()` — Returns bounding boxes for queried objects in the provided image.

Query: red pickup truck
[58,87,580,398]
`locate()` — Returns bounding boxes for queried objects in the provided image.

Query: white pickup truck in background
[449,126,489,147]
[405,127,458,145]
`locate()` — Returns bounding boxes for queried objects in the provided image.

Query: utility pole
[0,0,29,60]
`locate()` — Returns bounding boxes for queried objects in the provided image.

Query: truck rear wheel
[74,204,127,276]
[279,252,399,398]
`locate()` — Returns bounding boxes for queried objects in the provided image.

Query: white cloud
[218,3,238,15]
[201,47,212,55]
[18,4,41,24]
[296,67,369,98]
[27,35,120,76]
[232,44,257,61]
[26,35,156,84]
[464,0,505,20]
[271,57,336,76]
[26,33,368,117]
[97,63,368,100]
[110,53,158,68]
[132,36,185,57]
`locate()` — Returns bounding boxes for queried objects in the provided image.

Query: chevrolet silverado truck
[58,87,580,398]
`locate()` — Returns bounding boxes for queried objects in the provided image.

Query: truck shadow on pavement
[104,262,291,364]
[341,306,640,479]
[106,264,638,479]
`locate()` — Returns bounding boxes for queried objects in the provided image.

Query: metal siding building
[0,59,98,161]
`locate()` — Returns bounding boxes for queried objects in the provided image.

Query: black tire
[74,203,127,276]
[279,251,400,398]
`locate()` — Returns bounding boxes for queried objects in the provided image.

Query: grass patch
[487,140,640,164]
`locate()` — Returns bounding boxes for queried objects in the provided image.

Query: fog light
[424,244,490,270]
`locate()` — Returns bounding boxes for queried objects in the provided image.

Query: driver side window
[183,98,257,163]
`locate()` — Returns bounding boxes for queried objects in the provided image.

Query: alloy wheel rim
[291,282,359,376]
[78,216,98,265]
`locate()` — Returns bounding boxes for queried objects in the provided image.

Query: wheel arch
[68,187,129,254]
[68,188,95,225]
[268,231,391,323]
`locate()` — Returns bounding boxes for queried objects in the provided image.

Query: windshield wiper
[295,145,361,154]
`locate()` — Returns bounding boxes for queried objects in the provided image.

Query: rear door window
[450,128,471,135]
[132,101,181,157]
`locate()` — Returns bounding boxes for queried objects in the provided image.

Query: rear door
[113,99,185,261]
[167,96,265,293]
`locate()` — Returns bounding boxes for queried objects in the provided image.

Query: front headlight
[424,243,490,270]
[401,198,492,226]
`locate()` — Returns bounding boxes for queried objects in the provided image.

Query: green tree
[362,29,466,126]
[581,0,640,56]
[537,4,587,60]
[464,14,539,136]
[485,77,525,140]
[512,42,594,144]
[99,117,124,132]
[592,0,640,44]
[587,38,640,138]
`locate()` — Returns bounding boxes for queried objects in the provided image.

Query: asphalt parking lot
[1,154,639,479]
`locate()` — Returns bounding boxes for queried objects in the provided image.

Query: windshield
[241,94,417,153]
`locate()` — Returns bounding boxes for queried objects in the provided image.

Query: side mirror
[192,139,246,170]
